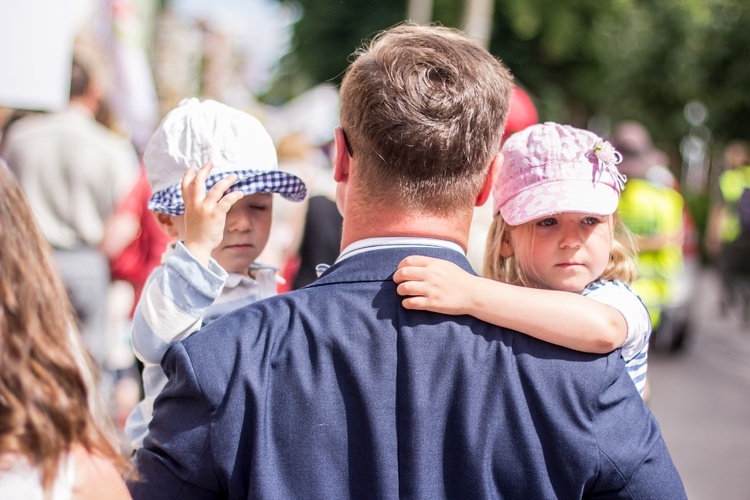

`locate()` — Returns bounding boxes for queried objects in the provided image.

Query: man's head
[69,59,91,99]
[338,24,514,216]
[69,58,103,114]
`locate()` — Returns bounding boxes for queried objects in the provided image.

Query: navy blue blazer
[128,246,685,499]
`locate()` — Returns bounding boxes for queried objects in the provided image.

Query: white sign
[0,1,73,111]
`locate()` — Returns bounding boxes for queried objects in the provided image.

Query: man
[2,58,140,368]
[129,24,685,498]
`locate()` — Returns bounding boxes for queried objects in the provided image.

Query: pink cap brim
[496,179,619,226]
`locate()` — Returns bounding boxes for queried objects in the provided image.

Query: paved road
[648,267,750,499]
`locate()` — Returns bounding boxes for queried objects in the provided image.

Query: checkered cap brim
[148,169,307,215]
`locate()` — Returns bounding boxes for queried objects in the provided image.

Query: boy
[124,98,307,449]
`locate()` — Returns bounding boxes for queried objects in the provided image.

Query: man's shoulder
[183,290,307,347]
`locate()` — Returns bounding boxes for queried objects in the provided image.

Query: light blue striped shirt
[124,241,277,448]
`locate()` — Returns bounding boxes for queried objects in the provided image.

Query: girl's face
[506,212,614,292]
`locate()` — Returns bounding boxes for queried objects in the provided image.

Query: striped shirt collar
[335,237,465,264]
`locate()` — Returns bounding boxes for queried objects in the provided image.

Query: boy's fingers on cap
[215,173,239,190]
[205,174,239,202]
[181,166,200,196]
[193,161,214,185]
[217,190,245,211]
[182,166,197,184]
[396,257,411,269]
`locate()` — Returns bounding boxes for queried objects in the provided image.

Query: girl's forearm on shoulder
[465,280,627,353]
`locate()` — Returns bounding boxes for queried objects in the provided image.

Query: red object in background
[277,255,300,294]
[503,86,538,141]
[109,170,172,315]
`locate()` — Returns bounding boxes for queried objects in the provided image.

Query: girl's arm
[393,255,627,353]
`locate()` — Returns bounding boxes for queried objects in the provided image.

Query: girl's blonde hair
[483,212,638,289]
[0,162,127,491]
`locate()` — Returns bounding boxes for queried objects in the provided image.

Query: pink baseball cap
[493,122,626,225]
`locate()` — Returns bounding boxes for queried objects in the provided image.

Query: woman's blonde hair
[483,212,638,288]
[0,162,126,490]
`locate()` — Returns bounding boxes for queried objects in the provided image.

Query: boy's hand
[182,161,244,266]
[392,255,477,316]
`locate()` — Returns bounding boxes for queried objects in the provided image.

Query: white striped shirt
[582,280,651,395]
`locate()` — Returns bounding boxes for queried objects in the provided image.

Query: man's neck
[339,205,472,253]
[69,94,98,116]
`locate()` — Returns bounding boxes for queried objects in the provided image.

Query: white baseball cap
[145,98,307,215]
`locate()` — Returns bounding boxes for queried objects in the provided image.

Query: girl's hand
[182,162,244,265]
[392,255,478,315]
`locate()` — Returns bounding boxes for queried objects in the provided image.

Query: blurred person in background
[290,188,343,289]
[706,140,750,255]
[0,56,140,370]
[706,140,750,319]
[612,121,689,352]
[0,160,129,500]
[273,134,342,291]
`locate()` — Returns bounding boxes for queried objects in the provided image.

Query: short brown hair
[339,24,513,214]
[69,59,91,99]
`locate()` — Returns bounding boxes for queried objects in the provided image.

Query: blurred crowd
[0,44,341,456]
[1,5,749,478]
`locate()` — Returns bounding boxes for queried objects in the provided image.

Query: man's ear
[476,152,503,207]
[153,212,180,238]
[333,127,351,183]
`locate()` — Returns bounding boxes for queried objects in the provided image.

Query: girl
[393,122,651,396]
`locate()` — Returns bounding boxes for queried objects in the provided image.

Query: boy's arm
[131,242,227,364]
[131,162,241,365]
[128,342,221,498]
[393,255,626,353]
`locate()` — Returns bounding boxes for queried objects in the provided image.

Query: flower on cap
[593,140,620,166]
[591,139,627,192]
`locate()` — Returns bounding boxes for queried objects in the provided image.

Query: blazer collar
[308,246,476,288]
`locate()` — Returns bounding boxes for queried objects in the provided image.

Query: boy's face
[169,192,274,275]
[212,192,273,274]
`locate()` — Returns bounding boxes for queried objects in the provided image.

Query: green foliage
[690,2,750,143]
[285,0,408,86]
[276,0,750,155]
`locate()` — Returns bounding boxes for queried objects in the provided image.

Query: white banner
[0,0,74,111]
